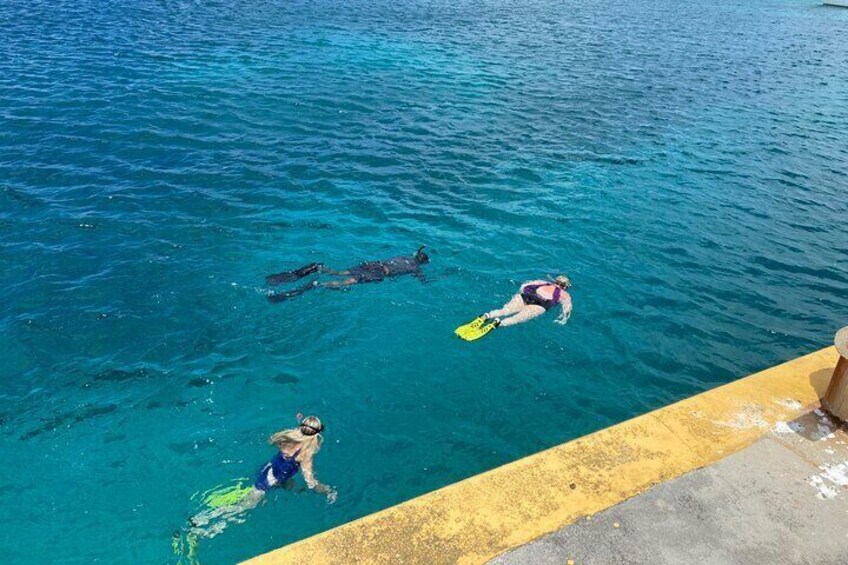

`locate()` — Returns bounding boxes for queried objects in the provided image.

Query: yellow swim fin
[455,317,498,341]
[455,316,485,339]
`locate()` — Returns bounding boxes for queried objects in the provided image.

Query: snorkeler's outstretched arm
[300,458,322,490]
[555,294,573,325]
[301,457,337,503]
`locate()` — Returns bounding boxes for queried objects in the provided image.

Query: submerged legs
[485,294,525,319]
[497,305,546,327]
[188,489,264,539]
[320,277,358,289]
[267,263,362,301]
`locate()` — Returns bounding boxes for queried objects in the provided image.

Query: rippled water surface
[1,0,847,562]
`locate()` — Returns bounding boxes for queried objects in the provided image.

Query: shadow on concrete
[782,409,845,443]
[780,366,846,443]
[809,367,833,399]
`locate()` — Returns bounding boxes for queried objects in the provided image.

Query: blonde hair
[554,275,572,289]
[268,415,323,462]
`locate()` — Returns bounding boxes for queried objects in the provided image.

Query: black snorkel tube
[415,245,430,264]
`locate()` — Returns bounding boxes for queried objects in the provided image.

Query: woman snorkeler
[185,414,336,540]
[455,275,573,341]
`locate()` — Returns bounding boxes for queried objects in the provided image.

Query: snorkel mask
[296,413,325,436]
[551,274,572,289]
[415,245,430,264]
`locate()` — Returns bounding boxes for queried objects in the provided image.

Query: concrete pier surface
[243,347,841,565]
[492,412,848,565]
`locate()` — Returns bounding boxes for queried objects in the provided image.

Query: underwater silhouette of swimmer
[266,246,430,303]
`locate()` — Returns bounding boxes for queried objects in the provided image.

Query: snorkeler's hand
[555,310,571,325]
[326,488,338,505]
[313,483,338,503]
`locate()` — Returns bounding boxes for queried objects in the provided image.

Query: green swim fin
[455,317,498,341]
[190,478,252,513]
[172,531,199,565]
[201,480,254,508]
[187,532,199,562]
[172,531,184,561]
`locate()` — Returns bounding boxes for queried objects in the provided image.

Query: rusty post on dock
[822,326,848,421]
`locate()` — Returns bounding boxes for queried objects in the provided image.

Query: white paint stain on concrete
[773,421,805,435]
[775,399,802,410]
[715,406,768,430]
[809,475,839,499]
[812,412,836,441]
[807,461,848,500]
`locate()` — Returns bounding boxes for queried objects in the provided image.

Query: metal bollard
[823,326,848,421]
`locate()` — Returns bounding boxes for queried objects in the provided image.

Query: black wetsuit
[266,250,428,303]
[349,256,423,283]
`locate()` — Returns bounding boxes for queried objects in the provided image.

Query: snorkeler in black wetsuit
[266,246,430,303]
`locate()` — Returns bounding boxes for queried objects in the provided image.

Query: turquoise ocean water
[1,0,847,562]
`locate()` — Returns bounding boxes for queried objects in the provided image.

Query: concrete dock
[492,413,848,564]
[244,347,843,565]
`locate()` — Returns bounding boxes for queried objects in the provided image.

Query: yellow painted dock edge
[244,347,838,565]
